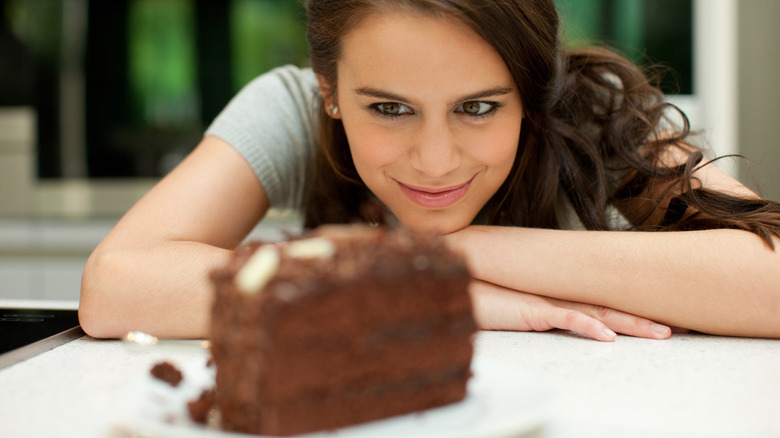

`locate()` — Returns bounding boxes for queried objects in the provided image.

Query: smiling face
[320,10,523,234]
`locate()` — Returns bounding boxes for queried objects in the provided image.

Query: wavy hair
[302,0,780,247]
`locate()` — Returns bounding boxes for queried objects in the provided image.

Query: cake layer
[212,279,474,398]
[214,321,473,398]
[220,365,471,436]
[259,322,473,398]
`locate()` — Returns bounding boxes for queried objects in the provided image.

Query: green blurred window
[230,0,308,91]
[128,0,197,129]
[3,0,691,179]
[556,0,693,94]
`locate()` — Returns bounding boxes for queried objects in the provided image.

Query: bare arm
[447,162,780,338]
[79,136,269,339]
[79,135,668,342]
[470,280,677,341]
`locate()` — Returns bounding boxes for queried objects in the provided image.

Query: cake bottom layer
[219,365,471,436]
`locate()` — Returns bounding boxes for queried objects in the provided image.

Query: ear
[316,73,340,119]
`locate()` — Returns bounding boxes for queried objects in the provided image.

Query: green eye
[379,103,400,114]
[370,102,414,118]
[460,101,495,116]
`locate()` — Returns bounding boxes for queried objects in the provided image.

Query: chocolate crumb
[150,361,183,387]
[188,388,217,424]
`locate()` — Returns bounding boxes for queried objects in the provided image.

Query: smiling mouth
[397,178,473,209]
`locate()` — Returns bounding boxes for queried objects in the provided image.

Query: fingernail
[602,327,617,340]
[651,324,670,336]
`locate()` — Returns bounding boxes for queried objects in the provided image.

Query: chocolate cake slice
[209,225,476,436]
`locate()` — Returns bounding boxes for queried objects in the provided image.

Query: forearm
[79,240,232,339]
[446,226,780,337]
[77,137,272,339]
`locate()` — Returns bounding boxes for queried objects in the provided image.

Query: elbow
[79,249,127,339]
[764,291,780,338]
[77,307,113,339]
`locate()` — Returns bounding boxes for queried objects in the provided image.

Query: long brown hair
[302,0,780,247]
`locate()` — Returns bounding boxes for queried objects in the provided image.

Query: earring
[328,104,339,116]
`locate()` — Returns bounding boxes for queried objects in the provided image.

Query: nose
[409,116,460,178]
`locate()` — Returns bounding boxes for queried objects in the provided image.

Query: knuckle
[564,309,583,325]
[592,305,611,319]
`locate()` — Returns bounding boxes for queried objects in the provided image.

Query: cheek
[345,123,405,173]
[469,124,520,172]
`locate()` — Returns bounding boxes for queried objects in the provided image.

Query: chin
[398,214,471,235]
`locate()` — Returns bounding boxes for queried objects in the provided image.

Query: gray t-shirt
[205,65,319,210]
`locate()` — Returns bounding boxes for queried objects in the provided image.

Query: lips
[397,178,472,209]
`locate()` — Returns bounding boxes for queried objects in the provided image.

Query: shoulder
[206,64,319,140]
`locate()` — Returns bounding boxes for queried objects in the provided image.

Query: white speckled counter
[476,331,780,437]
[1,300,778,438]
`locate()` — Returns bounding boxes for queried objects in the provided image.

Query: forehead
[337,10,515,100]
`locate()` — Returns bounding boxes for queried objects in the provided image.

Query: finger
[555,301,672,340]
[546,309,617,342]
[595,309,672,339]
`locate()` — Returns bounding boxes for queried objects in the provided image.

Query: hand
[470,280,674,341]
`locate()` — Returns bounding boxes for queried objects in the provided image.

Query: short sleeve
[205,65,320,210]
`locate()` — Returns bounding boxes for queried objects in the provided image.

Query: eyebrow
[353,86,515,106]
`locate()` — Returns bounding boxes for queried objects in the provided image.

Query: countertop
[1,300,779,438]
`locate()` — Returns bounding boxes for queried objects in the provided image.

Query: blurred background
[0,0,778,302]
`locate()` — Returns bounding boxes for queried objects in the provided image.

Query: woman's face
[324,10,523,234]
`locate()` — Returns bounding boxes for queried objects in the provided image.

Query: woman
[79,0,780,341]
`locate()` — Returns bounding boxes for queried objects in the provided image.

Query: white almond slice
[284,237,336,259]
[235,245,280,294]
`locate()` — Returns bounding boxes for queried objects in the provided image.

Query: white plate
[115,354,553,438]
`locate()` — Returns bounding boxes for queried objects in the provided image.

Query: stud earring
[328,104,339,116]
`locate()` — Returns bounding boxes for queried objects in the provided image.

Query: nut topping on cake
[284,237,336,259]
[235,245,279,294]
